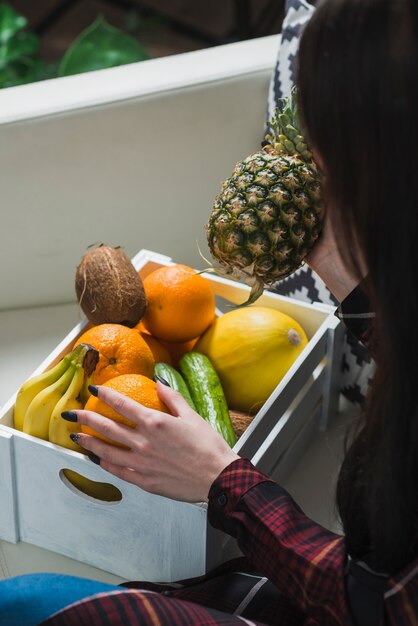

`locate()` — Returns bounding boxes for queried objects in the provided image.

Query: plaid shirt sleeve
[209,459,418,626]
[208,458,352,626]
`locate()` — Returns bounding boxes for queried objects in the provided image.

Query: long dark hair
[297,0,418,573]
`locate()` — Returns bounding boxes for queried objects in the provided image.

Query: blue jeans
[0,573,120,626]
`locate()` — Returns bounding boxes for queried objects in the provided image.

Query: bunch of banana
[14,343,99,449]
[14,343,122,502]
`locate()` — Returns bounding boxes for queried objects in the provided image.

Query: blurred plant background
[0,0,287,89]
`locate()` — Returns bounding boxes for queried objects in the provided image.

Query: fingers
[72,411,173,493]
[73,408,136,448]
[65,381,241,503]
[92,386,156,425]
[94,384,193,424]
[66,384,188,456]
[76,431,135,467]
[155,380,197,419]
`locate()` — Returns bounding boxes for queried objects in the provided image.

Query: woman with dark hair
[1,0,417,624]
[298,0,418,579]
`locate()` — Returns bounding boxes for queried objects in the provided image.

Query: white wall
[0,35,279,310]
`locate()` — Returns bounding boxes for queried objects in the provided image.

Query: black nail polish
[69,433,80,443]
[154,375,171,387]
[88,384,99,397]
[61,411,78,422]
[88,453,101,465]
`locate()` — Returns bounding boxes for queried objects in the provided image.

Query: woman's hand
[68,381,240,503]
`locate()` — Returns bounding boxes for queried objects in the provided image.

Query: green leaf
[0,57,52,89]
[58,16,149,77]
[0,3,42,83]
[0,30,38,69]
[0,4,27,45]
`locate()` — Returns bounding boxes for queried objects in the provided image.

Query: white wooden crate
[0,249,345,581]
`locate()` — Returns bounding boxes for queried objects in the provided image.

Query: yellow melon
[195,306,308,412]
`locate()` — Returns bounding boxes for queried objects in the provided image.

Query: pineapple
[206,89,324,305]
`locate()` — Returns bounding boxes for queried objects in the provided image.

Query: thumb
[156,379,196,418]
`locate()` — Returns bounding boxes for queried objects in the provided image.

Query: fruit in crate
[160,337,199,367]
[14,350,74,432]
[206,88,324,305]
[195,306,308,412]
[14,344,99,439]
[48,346,99,449]
[141,264,215,342]
[74,323,154,384]
[75,244,147,327]
[14,343,121,501]
[229,410,256,439]
[134,321,173,365]
[81,374,168,445]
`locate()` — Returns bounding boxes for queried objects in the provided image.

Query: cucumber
[154,362,197,411]
[179,352,237,448]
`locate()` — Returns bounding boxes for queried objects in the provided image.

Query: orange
[133,322,173,365]
[134,321,150,335]
[142,264,215,343]
[160,337,199,367]
[74,323,154,385]
[82,374,169,445]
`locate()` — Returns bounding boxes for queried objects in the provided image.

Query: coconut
[228,410,255,438]
[75,244,147,327]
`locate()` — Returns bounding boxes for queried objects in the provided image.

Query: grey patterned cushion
[266,0,315,124]
[265,0,374,405]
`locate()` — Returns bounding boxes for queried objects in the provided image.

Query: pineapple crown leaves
[264,87,312,162]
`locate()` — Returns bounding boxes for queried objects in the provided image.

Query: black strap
[346,559,388,626]
[335,277,374,348]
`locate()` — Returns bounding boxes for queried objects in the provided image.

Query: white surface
[0,304,80,408]
[0,35,280,311]
[0,36,279,125]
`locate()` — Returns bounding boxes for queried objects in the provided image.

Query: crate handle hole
[60,469,122,504]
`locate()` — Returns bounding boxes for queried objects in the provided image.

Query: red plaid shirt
[41,459,418,626]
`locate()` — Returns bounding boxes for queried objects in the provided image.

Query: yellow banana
[45,343,118,501]
[48,363,84,451]
[23,362,77,440]
[48,343,100,450]
[14,352,77,431]
[79,371,95,407]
